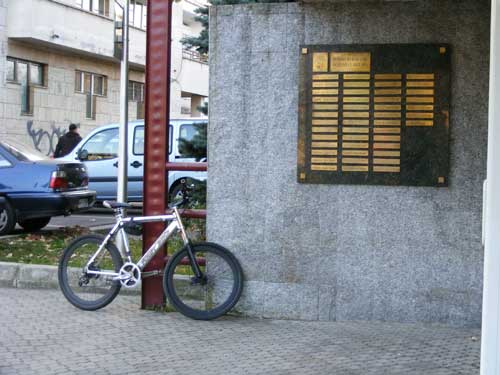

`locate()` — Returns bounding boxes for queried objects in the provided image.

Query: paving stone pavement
[0,287,481,375]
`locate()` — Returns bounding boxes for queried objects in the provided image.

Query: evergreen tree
[178,121,208,162]
[180,7,209,55]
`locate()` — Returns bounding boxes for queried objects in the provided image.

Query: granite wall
[208,0,490,326]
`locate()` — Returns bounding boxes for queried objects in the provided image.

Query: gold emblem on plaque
[330,53,371,72]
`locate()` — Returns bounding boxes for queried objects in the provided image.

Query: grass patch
[0,226,89,265]
[0,218,206,267]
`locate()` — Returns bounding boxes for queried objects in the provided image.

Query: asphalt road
[8,207,143,236]
[50,207,143,229]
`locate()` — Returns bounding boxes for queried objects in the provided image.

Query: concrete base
[0,261,141,295]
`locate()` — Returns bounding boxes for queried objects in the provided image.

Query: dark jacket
[54,132,82,158]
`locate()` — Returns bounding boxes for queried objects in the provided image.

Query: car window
[0,152,12,167]
[178,122,206,158]
[0,140,46,162]
[179,123,199,142]
[133,125,172,155]
[133,126,144,155]
[81,128,119,161]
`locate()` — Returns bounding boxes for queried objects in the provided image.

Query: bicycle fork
[173,207,205,282]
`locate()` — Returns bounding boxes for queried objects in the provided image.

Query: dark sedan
[0,140,96,235]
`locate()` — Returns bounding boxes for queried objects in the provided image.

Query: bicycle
[57,182,244,320]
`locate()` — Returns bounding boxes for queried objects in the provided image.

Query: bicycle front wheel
[58,235,123,311]
[164,242,243,320]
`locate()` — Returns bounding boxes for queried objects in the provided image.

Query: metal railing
[182,49,208,64]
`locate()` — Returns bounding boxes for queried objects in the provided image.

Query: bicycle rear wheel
[58,235,123,311]
[164,242,243,320]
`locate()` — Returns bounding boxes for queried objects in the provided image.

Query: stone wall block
[210,0,489,326]
[262,282,319,320]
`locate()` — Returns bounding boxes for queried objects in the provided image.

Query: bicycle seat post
[115,207,125,220]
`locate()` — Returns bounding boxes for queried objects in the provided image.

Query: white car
[57,119,207,202]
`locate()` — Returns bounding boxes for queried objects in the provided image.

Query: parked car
[0,140,96,235]
[56,119,207,202]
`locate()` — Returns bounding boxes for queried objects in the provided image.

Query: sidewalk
[0,287,480,375]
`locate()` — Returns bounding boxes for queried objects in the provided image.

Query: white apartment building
[0,0,208,155]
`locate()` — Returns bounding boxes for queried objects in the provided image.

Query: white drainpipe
[481,1,500,373]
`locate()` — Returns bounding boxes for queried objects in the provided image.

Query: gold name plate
[298,44,451,187]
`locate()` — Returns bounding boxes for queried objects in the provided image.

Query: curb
[0,261,141,295]
[0,261,60,289]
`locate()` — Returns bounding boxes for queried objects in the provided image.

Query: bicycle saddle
[103,201,132,210]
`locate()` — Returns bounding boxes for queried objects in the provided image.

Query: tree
[178,122,207,162]
[180,7,209,55]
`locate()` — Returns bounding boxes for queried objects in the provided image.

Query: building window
[7,57,46,115]
[115,0,147,30]
[75,70,107,96]
[129,0,147,29]
[75,0,110,17]
[7,58,45,86]
[128,80,144,119]
[6,59,15,81]
[128,81,144,102]
[75,70,107,119]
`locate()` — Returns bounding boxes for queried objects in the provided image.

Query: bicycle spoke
[164,243,243,319]
[59,235,122,310]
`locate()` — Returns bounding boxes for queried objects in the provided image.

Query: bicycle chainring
[118,262,141,288]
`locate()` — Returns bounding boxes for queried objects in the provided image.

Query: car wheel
[18,217,51,232]
[0,200,16,236]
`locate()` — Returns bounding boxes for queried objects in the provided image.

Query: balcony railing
[182,49,208,64]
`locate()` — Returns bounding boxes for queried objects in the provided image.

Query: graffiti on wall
[26,121,65,156]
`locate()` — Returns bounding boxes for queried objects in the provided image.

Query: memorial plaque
[297,44,450,187]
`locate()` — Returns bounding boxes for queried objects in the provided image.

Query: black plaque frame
[297,44,451,187]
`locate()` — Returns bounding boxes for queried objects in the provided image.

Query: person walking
[54,124,82,158]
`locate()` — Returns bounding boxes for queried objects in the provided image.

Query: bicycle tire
[58,234,123,311]
[164,242,243,320]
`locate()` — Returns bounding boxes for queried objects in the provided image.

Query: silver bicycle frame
[84,207,190,279]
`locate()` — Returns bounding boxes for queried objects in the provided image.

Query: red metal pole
[165,162,208,172]
[142,0,173,308]
[165,208,207,219]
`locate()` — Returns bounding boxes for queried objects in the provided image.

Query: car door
[127,124,144,201]
[79,127,119,200]
[171,120,207,187]
[129,123,174,199]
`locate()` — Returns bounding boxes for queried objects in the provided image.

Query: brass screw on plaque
[440,47,446,54]
[438,176,445,184]
[300,172,306,180]
[301,48,308,55]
